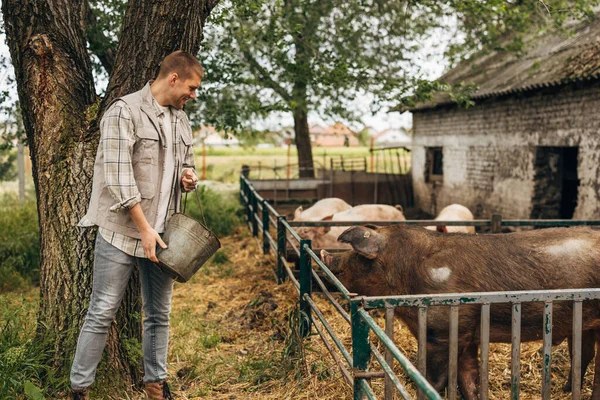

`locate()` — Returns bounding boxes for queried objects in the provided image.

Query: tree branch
[242,50,292,104]
[207,0,220,13]
[86,5,117,75]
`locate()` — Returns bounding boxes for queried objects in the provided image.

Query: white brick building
[402,18,600,219]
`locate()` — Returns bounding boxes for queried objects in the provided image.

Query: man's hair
[157,50,204,80]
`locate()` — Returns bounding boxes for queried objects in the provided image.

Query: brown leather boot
[71,388,89,400]
[144,381,173,400]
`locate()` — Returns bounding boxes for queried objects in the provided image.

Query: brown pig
[320,225,600,399]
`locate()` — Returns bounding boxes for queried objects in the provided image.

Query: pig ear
[395,205,403,213]
[338,226,385,259]
[320,249,334,266]
[316,215,333,235]
[294,206,303,220]
[436,225,448,233]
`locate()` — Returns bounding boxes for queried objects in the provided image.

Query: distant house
[194,125,240,148]
[397,17,600,219]
[373,128,412,148]
[311,122,359,147]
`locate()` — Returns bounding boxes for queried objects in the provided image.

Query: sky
[0,18,450,134]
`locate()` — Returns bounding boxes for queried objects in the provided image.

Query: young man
[71,50,202,400]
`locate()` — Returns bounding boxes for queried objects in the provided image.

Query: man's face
[169,72,201,109]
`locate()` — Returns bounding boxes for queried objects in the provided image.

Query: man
[71,50,202,400]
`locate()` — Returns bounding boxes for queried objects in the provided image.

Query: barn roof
[401,16,600,112]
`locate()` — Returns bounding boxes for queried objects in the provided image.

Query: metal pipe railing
[240,173,600,400]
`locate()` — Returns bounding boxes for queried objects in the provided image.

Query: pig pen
[240,174,600,399]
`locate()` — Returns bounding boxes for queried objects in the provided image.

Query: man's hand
[141,226,168,263]
[182,168,198,192]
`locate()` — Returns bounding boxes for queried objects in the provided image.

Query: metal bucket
[156,212,221,282]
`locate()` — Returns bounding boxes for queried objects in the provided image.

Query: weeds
[0,289,64,399]
[182,186,243,237]
[0,194,40,293]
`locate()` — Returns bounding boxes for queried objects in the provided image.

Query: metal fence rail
[240,173,600,400]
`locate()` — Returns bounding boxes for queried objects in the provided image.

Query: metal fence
[240,174,600,400]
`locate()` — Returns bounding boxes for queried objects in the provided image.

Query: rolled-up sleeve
[101,102,142,212]
[180,116,197,192]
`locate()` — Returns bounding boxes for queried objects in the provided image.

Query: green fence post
[251,190,259,237]
[352,299,371,400]
[299,239,313,337]
[246,186,253,225]
[277,216,286,284]
[262,199,270,254]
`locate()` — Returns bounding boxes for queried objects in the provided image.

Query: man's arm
[180,115,198,192]
[129,203,167,262]
[102,102,142,211]
[102,102,165,261]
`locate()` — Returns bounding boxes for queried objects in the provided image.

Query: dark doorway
[530,146,579,219]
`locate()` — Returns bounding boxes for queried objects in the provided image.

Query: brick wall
[411,81,600,219]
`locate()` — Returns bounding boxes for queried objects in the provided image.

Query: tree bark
[292,14,315,178]
[2,0,100,379]
[293,107,315,178]
[2,0,217,392]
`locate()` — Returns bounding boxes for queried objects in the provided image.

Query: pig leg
[564,330,595,393]
[591,329,600,400]
[457,343,479,400]
[426,344,449,395]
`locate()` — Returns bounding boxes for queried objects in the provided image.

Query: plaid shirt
[84,92,195,258]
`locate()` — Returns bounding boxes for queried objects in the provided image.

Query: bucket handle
[183,187,208,227]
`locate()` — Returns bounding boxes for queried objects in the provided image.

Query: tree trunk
[292,19,315,179]
[2,0,218,393]
[2,0,100,381]
[293,107,315,178]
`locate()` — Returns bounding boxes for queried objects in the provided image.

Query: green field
[195,146,411,182]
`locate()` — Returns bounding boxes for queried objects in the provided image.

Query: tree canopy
[197,0,599,131]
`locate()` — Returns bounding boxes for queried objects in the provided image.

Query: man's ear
[169,72,179,85]
[338,226,385,259]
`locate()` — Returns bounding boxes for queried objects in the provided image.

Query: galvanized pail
[156,191,221,282]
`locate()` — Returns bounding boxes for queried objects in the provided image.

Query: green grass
[182,186,243,237]
[195,146,411,182]
[0,288,63,399]
[200,146,375,157]
[0,194,40,293]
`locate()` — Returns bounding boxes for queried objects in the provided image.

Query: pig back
[394,227,600,344]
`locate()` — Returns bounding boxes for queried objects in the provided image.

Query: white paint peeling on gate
[363,288,600,400]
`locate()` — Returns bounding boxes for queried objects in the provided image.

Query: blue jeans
[70,234,174,389]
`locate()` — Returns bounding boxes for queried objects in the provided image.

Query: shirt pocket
[135,128,160,165]
[137,180,156,199]
[180,126,193,162]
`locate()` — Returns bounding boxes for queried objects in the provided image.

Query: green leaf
[24,381,45,400]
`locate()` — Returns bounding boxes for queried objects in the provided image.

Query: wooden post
[370,137,374,173]
[491,214,502,233]
[201,138,206,180]
[286,138,291,180]
[17,140,25,203]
